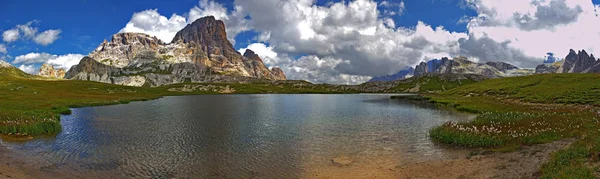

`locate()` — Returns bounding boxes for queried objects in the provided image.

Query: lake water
[1,94,474,178]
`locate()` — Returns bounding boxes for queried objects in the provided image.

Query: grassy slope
[0,69,356,136]
[391,74,482,93]
[424,73,600,178]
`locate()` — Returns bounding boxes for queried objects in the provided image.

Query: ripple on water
[1,94,473,178]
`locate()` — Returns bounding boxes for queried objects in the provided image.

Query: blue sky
[2,0,600,84]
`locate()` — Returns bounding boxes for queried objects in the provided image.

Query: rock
[412,57,515,79]
[413,61,428,77]
[38,64,66,78]
[485,62,519,72]
[0,60,12,68]
[559,49,597,73]
[331,156,353,166]
[271,67,287,81]
[67,15,286,86]
[535,64,559,74]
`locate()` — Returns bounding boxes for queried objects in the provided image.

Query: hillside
[421,73,600,178]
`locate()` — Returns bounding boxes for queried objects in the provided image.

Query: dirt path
[309,139,576,179]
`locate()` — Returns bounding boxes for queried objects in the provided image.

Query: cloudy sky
[1,0,599,84]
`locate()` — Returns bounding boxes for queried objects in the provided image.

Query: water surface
[1,94,473,178]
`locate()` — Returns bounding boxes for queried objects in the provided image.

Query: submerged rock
[331,156,353,166]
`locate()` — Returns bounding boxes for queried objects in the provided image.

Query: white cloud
[282,55,372,85]
[239,43,280,66]
[2,20,61,45]
[33,29,61,46]
[47,54,85,70]
[13,52,55,64]
[18,64,36,74]
[17,20,39,39]
[461,0,600,67]
[2,29,20,43]
[0,44,6,54]
[119,9,188,43]
[13,52,84,70]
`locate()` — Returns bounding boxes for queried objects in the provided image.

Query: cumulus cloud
[2,29,20,43]
[33,29,61,46]
[2,20,61,45]
[18,64,37,74]
[462,0,600,65]
[238,43,280,66]
[281,55,372,85]
[13,52,84,70]
[17,20,39,39]
[0,44,6,54]
[119,9,188,43]
[13,52,55,64]
[233,0,466,80]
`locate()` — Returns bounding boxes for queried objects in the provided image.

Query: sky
[1,0,600,84]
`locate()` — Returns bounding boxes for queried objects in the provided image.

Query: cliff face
[412,57,525,79]
[38,64,65,78]
[536,49,600,74]
[67,16,286,86]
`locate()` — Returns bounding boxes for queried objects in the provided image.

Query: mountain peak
[0,60,12,68]
[170,16,231,51]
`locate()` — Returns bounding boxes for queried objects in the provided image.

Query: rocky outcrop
[65,57,119,84]
[412,57,521,79]
[535,63,561,74]
[413,62,428,77]
[0,60,11,68]
[485,62,518,72]
[38,64,65,78]
[368,67,414,82]
[560,49,597,73]
[271,67,287,80]
[67,16,286,86]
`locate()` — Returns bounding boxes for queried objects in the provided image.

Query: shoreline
[0,137,575,178]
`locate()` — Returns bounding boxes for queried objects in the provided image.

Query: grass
[391,74,482,93]
[421,73,600,177]
[0,67,357,137]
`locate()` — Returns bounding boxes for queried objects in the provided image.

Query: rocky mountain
[535,49,600,74]
[373,57,530,82]
[38,64,65,78]
[0,60,29,78]
[368,67,414,82]
[485,62,518,72]
[67,16,286,87]
[413,57,530,79]
[0,60,11,68]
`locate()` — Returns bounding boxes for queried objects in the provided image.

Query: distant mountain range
[369,49,600,82]
[369,57,532,82]
[58,16,286,87]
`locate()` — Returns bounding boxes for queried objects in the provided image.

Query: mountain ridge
[66,16,286,87]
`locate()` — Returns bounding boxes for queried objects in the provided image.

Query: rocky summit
[412,57,531,79]
[371,57,531,82]
[67,16,286,87]
[38,64,65,79]
[535,49,600,74]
